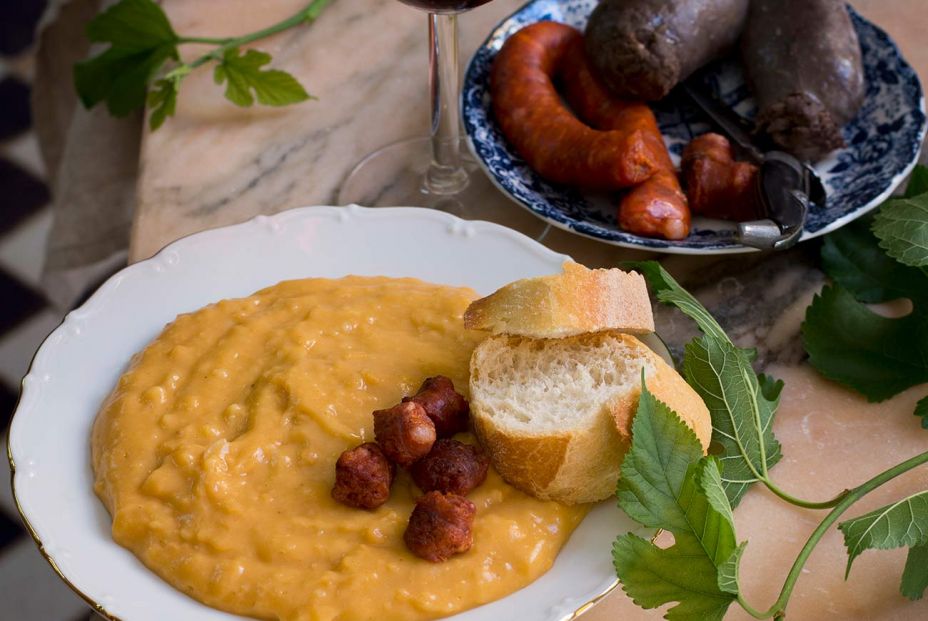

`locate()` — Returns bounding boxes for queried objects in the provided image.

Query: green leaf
[630,261,782,506]
[85,0,176,51]
[807,198,928,406]
[74,45,177,117]
[758,373,785,403]
[718,542,747,596]
[802,285,928,402]
[615,381,705,531]
[214,48,311,108]
[901,543,928,600]
[73,0,178,116]
[916,397,928,430]
[699,454,737,529]
[147,79,178,131]
[627,261,729,343]
[684,338,782,506]
[838,490,928,577]
[821,215,928,304]
[873,196,928,268]
[614,533,733,621]
[904,165,928,199]
[613,382,739,620]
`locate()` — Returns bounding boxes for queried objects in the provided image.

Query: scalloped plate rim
[9,205,652,621]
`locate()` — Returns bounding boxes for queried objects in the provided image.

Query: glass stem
[424,12,469,195]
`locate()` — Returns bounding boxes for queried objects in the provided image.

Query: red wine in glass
[398,0,493,12]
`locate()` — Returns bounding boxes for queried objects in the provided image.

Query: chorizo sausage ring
[491,22,691,240]
[490,22,666,190]
[558,36,691,240]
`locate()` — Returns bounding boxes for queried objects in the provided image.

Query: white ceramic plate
[9,206,648,621]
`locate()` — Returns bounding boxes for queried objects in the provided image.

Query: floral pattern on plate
[462,0,926,254]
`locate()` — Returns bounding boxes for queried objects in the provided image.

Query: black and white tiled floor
[1,1,99,619]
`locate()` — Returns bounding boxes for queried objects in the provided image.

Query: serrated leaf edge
[838,490,928,578]
[901,542,928,600]
[873,198,928,267]
[718,541,747,596]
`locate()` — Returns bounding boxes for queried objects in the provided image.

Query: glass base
[337,137,551,240]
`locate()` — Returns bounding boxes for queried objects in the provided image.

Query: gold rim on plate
[6,313,630,621]
[8,432,623,621]
[6,206,640,620]
[7,366,122,620]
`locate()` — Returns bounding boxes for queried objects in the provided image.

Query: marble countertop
[130,1,928,619]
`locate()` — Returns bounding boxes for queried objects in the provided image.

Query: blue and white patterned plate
[462,0,927,254]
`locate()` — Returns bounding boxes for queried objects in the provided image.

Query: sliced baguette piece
[469,331,710,505]
[463,262,654,338]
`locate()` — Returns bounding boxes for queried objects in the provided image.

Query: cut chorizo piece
[404,491,476,562]
[741,0,864,160]
[559,38,691,240]
[490,21,667,190]
[681,133,761,221]
[373,401,436,467]
[619,171,691,240]
[403,376,470,438]
[585,0,749,101]
[409,439,489,496]
[331,443,396,510]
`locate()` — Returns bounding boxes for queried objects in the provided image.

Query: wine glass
[337,0,549,237]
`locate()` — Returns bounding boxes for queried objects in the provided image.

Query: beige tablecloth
[32,0,135,307]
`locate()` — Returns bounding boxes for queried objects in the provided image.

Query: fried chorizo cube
[331,442,395,510]
[404,491,476,562]
[410,439,489,496]
[404,375,470,438]
[373,401,436,467]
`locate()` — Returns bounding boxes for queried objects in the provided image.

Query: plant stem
[764,481,850,510]
[180,0,334,71]
[177,36,229,45]
[738,594,769,620]
[748,370,770,479]
[740,449,928,619]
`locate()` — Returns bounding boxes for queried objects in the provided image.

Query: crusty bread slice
[463,262,654,338]
[469,331,711,505]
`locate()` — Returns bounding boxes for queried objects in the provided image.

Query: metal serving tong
[682,82,825,250]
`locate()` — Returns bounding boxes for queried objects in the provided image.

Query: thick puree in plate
[92,276,587,621]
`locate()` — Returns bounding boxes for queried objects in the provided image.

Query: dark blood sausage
[373,401,436,467]
[682,133,761,221]
[559,38,690,240]
[331,443,396,510]
[741,0,864,160]
[490,22,668,190]
[403,375,470,438]
[410,439,490,496]
[404,491,476,562]
[585,0,749,101]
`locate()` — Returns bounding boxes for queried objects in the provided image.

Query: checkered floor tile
[1,1,100,619]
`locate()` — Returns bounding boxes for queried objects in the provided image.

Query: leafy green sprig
[74,0,333,130]
[614,261,928,620]
[802,164,928,420]
[630,262,844,510]
[614,381,741,620]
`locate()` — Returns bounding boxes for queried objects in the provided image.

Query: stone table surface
[130,1,928,620]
